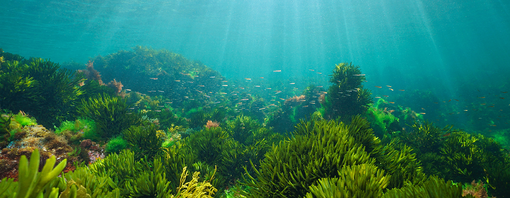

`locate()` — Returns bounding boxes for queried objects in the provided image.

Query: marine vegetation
[397,121,510,197]
[0,148,67,198]
[0,58,84,128]
[242,116,440,197]
[104,136,128,154]
[90,46,224,109]
[88,149,217,197]
[123,123,165,161]
[183,116,282,192]
[322,63,372,120]
[266,84,325,134]
[0,123,74,180]
[77,93,141,140]
[55,118,97,144]
[127,93,188,129]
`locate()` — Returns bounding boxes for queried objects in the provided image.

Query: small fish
[442,133,451,137]
[389,88,394,91]
[389,102,395,104]
[210,76,216,78]
[125,89,132,92]
[309,69,315,71]
[273,70,282,72]
[241,98,249,101]
[245,78,252,80]
[375,86,382,88]
[317,72,322,74]
[220,92,227,94]
[175,80,181,82]
[266,88,272,90]
[419,112,426,115]
[199,85,205,87]
[317,86,323,88]
[500,97,505,99]
[158,90,164,92]
[222,80,228,82]
[502,91,508,93]
[478,96,485,98]
[260,77,264,79]
[150,78,158,80]
[222,85,228,86]
[290,82,295,85]
[275,91,282,94]
[375,96,381,99]
[255,85,261,87]
[155,110,161,112]
[399,89,405,91]
[383,95,389,97]
[386,85,392,87]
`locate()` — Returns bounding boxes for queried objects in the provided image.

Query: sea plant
[323,62,372,120]
[244,118,374,197]
[77,93,141,139]
[0,58,84,128]
[244,116,427,197]
[105,136,128,153]
[305,164,390,198]
[123,123,165,161]
[0,148,67,198]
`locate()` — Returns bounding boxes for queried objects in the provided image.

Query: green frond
[306,164,390,198]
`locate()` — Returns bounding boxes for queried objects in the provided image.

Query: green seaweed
[323,63,372,120]
[305,164,389,198]
[105,136,128,154]
[0,58,84,128]
[0,149,67,198]
[123,124,164,161]
[243,116,427,197]
[77,93,141,139]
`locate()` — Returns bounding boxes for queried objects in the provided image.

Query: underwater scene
[1,0,510,197]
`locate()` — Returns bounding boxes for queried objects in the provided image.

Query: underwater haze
[4,0,510,197]
[2,0,510,88]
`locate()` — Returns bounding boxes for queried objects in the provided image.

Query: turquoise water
[1,0,510,129]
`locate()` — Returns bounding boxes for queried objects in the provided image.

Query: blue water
[1,0,509,100]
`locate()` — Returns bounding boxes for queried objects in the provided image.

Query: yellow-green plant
[0,149,67,198]
[305,164,390,198]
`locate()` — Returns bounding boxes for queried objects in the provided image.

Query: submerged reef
[1,48,510,197]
